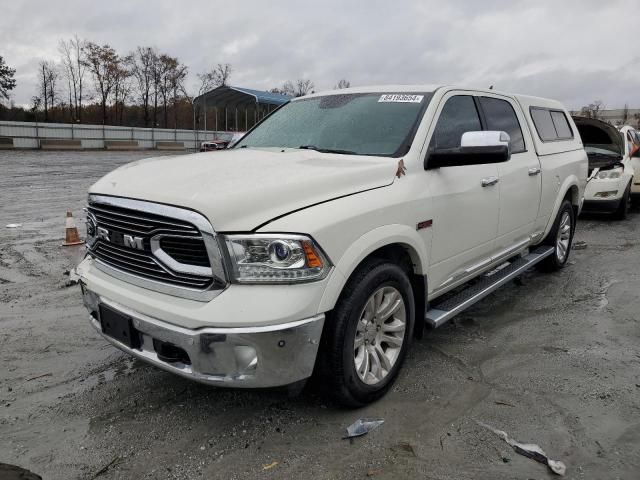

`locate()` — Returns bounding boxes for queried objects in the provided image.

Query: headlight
[223,234,331,283]
[597,167,623,179]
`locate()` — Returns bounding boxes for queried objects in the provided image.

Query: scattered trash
[25,373,52,382]
[0,463,42,480]
[573,241,587,250]
[477,421,566,476]
[392,441,417,457]
[91,456,123,479]
[344,418,385,439]
[262,461,279,470]
[6,223,22,228]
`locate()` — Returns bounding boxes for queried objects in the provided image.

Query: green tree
[0,55,17,100]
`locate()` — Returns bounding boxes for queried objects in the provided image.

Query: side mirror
[425,131,511,169]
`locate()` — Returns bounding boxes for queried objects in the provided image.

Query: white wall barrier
[0,120,232,150]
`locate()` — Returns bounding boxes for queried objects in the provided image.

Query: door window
[429,96,482,149]
[479,97,526,153]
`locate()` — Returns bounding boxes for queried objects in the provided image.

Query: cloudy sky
[2,0,639,110]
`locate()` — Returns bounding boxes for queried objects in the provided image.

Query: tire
[537,199,575,272]
[318,259,415,407]
[613,181,632,220]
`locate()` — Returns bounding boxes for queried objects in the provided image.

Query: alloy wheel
[556,211,571,263]
[353,286,406,385]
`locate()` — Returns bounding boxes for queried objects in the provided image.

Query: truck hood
[89,148,397,231]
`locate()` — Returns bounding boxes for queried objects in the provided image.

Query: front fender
[318,224,428,313]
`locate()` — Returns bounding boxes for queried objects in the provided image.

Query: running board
[425,246,555,328]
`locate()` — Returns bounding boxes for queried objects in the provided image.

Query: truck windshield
[235,92,432,157]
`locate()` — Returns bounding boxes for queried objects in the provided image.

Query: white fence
[0,120,231,150]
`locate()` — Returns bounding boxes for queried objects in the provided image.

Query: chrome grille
[88,203,199,236]
[86,195,227,300]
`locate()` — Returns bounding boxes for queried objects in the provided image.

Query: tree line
[0,41,351,130]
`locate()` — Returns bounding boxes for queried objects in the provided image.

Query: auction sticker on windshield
[378,94,424,103]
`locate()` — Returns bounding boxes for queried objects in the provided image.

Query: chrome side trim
[426,246,555,327]
[491,237,530,264]
[433,238,533,296]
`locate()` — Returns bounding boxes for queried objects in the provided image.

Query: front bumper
[82,287,325,388]
[581,198,621,213]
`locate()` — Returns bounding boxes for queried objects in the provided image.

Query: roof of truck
[304,84,568,110]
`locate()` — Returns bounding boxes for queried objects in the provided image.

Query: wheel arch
[540,177,581,240]
[318,225,428,337]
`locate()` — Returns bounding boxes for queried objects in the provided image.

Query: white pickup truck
[77,85,587,406]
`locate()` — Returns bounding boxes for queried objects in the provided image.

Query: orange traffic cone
[62,211,84,246]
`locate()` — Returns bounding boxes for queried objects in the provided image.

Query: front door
[424,94,500,292]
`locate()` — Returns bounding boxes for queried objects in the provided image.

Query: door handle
[528,167,541,176]
[481,176,499,187]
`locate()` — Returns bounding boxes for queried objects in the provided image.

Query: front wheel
[318,260,414,407]
[613,181,631,220]
[537,199,575,272]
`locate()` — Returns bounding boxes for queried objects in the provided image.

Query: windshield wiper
[298,145,357,155]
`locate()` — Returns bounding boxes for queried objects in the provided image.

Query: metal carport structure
[194,85,292,134]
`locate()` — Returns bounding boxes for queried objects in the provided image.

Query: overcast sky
[2,0,639,110]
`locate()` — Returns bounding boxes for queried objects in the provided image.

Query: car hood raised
[89,148,398,231]
[572,116,624,169]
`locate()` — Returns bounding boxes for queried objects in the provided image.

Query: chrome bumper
[82,287,325,388]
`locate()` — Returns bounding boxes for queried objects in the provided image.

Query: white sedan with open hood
[573,117,635,219]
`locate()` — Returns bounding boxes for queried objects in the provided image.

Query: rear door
[425,93,500,292]
[478,95,541,253]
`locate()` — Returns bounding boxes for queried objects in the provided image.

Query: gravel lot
[1,150,639,480]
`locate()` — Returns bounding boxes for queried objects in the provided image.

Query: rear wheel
[318,260,414,407]
[613,181,631,220]
[537,199,574,272]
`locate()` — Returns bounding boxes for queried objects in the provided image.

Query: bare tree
[37,60,59,121]
[294,79,314,97]
[58,35,86,121]
[335,78,351,89]
[112,54,132,125]
[83,42,119,124]
[157,54,179,127]
[270,80,295,96]
[580,100,605,119]
[131,46,156,127]
[197,63,232,91]
[181,67,216,131]
[212,63,232,87]
[169,63,187,128]
[30,95,42,120]
[0,55,17,101]
[622,103,629,125]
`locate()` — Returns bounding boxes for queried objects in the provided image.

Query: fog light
[594,190,618,198]
[234,346,258,372]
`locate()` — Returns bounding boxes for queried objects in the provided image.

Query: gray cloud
[1,0,639,109]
